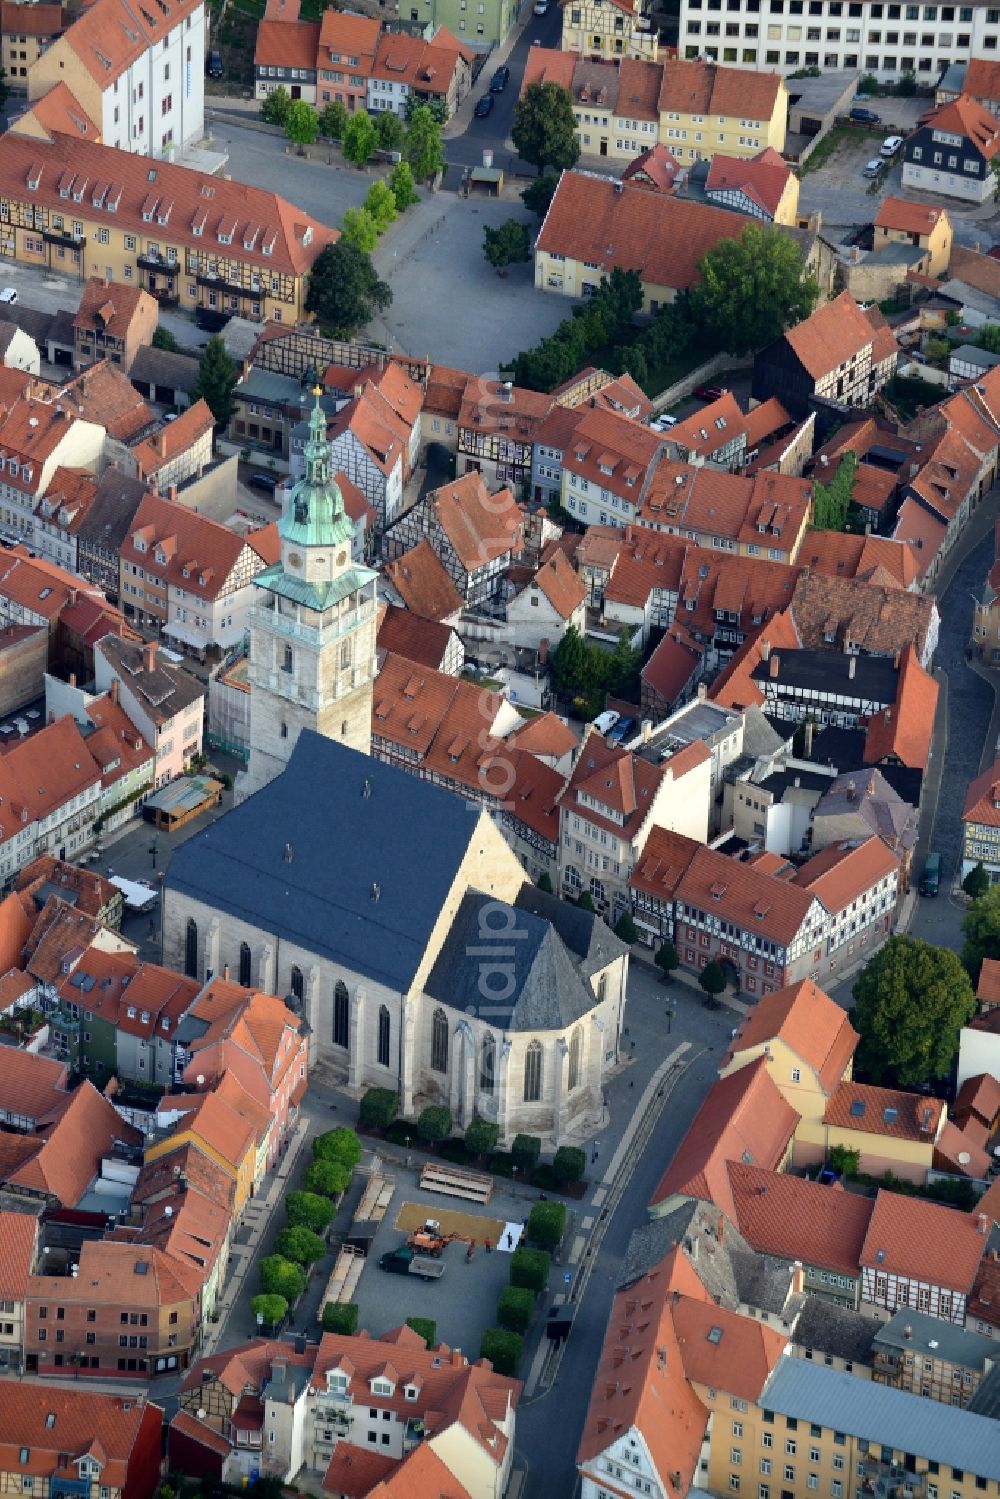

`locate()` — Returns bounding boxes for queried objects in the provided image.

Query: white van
[592,710,621,735]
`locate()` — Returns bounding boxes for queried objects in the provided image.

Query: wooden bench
[317,1244,364,1316]
[419,1162,494,1205]
[355,1172,395,1224]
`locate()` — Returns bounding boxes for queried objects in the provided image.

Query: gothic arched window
[523,1041,542,1103]
[431,1008,449,1073]
[238,942,252,988]
[377,1005,390,1068]
[333,980,349,1049]
[290,966,304,1003]
[184,919,198,979]
[480,1033,496,1094]
[568,1028,582,1092]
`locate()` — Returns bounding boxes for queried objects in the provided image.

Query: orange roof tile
[860,1189,988,1291]
[963,756,1000,829]
[783,292,891,381]
[73,276,154,339]
[384,538,464,622]
[706,150,794,218]
[253,16,320,68]
[508,711,577,760]
[122,492,258,602]
[823,1081,943,1142]
[723,978,858,1093]
[863,642,938,770]
[529,547,586,618]
[10,1080,141,1205]
[322,1443,397,1498]
[0,3,64,37]
[621,142,682,192]
[977,956,1000,1007]
[954,1071,1000,1125]
[56,0,200,86]
[658,55,783,121]
[318,8,379,70]
[429,472,522,573]
[792,835,899,914]
[727,1162,874,1277]
[519,43,576,93]
[12,80,98,142]
[673,1293,787,1401]
[376,603,454,671]
[0,1383,161,1490]
[131,400,214,479]
[933,1118,992,1179]
[0,1210,38,1301]
[677,840,818,945]
[874,197,948,238]
[922,93,1000,160]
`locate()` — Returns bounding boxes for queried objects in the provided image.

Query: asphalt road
[444,2,563,175]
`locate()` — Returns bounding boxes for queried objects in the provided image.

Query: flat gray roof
[762,1359,1000,1481]
[634,699,741,762]
[874,1309,996,1371]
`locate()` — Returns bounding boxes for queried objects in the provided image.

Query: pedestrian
[505,1230,513,1249]
[466,1241,474,1263]
[484,1238,492,1253]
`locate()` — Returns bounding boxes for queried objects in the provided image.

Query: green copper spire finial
[279,387,354,549]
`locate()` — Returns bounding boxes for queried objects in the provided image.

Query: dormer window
[403,1384,419,1401]
[328,1371,349,1393]
[126,1006,136,1018]
[134,538,146,552]
[371,1377,394,1396]
[156,549,167,564]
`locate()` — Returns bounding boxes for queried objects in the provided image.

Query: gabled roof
[73,276,154,339]
[824,1081,943,1143]
[863,642,938,770]
[705,149,794,218]
[672,1292,787,1401]
[376,603,455,671]
[859,1189,988,1292]
[918,93,1000,160]
[622,143,682,192]
[780,292,886,381]
[723,978,858,1093]
[792,835,899,913]
[963,756,1000,828]
[525,546,586,619]
[53,0,200,86]
[383,538,464,621]
[629,826,702,902]
[131,400,214,479]
[0,1209,38,1301]
[253,16,320,69]
[727,1162,873,1277]
[649,1057,799,1213]
[674,840,817,946]
[122,492,257,602]
[428,472,522,573]
[954,1071,1000,1125]
[9,1081,141,1206]
[507,711,576,761]
[874,197,948,237]
[8,80,98,142]
[0,1383,161,1489]
[789,570,936,660]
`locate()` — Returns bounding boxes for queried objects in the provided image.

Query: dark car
[694,383,725,401]
[490,64,510,92]
[849,105,881,123]
[474,93,495,117]
[206,48,224,78]
[249,472,280,493]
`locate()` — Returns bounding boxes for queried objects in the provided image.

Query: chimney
[641,719,653,744]
[143,640,158,673]
[168,484,178,503]
[978,1213,990,1236]
[793,775,800,788]
[158,431,168,458]
[769,653,780,678]
[68,588,78,607]
[804,719,814,758]
[760,638,771,661]
[697,682,707,701]
[848,656,856,680]
[847,779,856,802]
[223,964,230,980]
[110,679,119,704]
[903,1325,912,1340]
[69,673,76,688]
[47,710,55,725]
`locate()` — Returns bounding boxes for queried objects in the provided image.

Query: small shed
[143,774,223,830]
[468,164,504,196]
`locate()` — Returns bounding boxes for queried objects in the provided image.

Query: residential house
[871,1310,997,1406]
[729,753,836,855]
[0,1384,162,1497]
[16,854,124,927]
[559,0,659,60]
[662,390,750,470]
[126,401,215,491]
[751,291,899,420]
[376,603,463,674]
[94,636,205,787]
[0,1076,141,1207]
[720,975,859,1117]
[621,140,683,189]
[954,1070,1000,1134]
[873,198,953,278]
[788,570,939,667]
[558,729,712,923]
[253,16,320,104]
[120,493,270,654]
[75,469,150,598]
[961,755,1000,883]
[73,277,158,373]
[146,1085,258,1217]
[902,94,1000,204]
[813,1081,945,1184]
[560,405,665,528]
[0,396,105,541]
[381,538,464,624]
[368,27,472,118]
[0,133,336,325]
[529,372,650,507]
[384,472,522,609]
[315,11,378,112]
[0,2,64,91]
[0,1209,39,1371]
[26,0,205,156]
[858,1189,989,1323]
[973,524,1000,666]
[636,465,812,563]
[327,393,404,529]
[791,836,900,976]
[506,547,587,657]
[456,378,552,490]
[0,1047,71,1129]
[703,146,800,222]
[810,770,918,889]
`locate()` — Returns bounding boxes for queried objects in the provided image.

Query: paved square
[395,1200,507,1244]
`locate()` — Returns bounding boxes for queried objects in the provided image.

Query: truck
[377,1248,446,1280]
[920,852,942,897]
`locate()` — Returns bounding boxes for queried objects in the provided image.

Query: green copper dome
[279,388,355,550]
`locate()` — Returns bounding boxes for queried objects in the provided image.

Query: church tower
[240,390,379,800]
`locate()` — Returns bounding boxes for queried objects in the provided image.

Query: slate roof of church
[165,731,482,992]
[513,882,628,978]
[424,887,599,1031]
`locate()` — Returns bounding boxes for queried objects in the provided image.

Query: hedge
[405,1316,437,1347]
[527,1199,566,1250]
[510,1246,550,1292]
[480,1327,523,1376]
[497,1286,534,1334]
[321,1302,359,1334]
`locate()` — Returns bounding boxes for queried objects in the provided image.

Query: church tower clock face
[288,553,302,569]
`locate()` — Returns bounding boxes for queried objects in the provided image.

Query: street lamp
[149,835,159,870]
[665,1008,674,1035]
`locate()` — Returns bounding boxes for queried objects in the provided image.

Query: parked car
[694,383,725,401]
[490,64,510,92]
[534,0,550,11]
[850,106,882,124]
[862,158,886,178]
[592,710,620,736]
[880,134,903,156]
[920,851,941,897]
[378,1248,446,1279]
[0,288,17,304]
[248,472,280,492]
[206,49,224,78]
[609,716,635,745]
[650,414,677,431]
[474,93,494,117]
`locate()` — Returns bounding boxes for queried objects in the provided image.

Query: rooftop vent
[283,842,294,863]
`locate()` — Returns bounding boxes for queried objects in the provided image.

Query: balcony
[861,1457,925,1499]
[43,227,85,248]
[137,251,178,275]
[196,269,256,296]
[873,1349,903,1378]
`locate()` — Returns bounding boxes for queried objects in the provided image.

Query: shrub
[285,1191,334,1233]
[528,1200,566,1250]
[552,1146,586,1184]
[259,1254,306,1301]
[439,1139,470,1165]
[480,1327,523,1376]
[321,1301,359,1334]
[531,1162,556,1190]
[537,871,554,893]
[313,1128,363,1169]
[614,911,638,944]
[360,1087,398,1129]
[488,1151,514,1177]
[417,1104,453,1143]
[828,1144,860,1177]
[576,891,595,912]
[655,941,679,974]
[305,1158,352,1197]
[963,863,990,901]
[250,1293,287,1329]
[385,1118,417,1146]
[464,1116,500,1156]
[511,1134,541,1170]
[497,1285,534,1334]
[405,1316,437,1347]
[275,1225,327,1265]
[699,961,727,997]
[510,1246,550,1292]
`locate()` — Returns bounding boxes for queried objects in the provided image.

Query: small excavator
[404,1218,461,1258]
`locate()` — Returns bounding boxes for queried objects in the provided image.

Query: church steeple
[279,388,354,551]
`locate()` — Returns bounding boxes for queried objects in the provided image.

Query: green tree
[513,81,580,174]
[576,890,595,912]
[152,326,179,351]
[527,1199,566,1249]
[190,334,238,427]
[692,224,819,357]
[480,1328,523,1376]
[537,871,554,894]
[978,324,1000,354]
[259,1254,306,1301]
[511,1134,541,1171]
[250,1293,288,1329]
[655,941,679,976]
[699,961,727,997]
[497,1286,534,1333]
[521,171,560,217]
[405,1316,436,1346]
[614,911,638,945]
[262,85,292,126]
[313,1127,363,1169]
[285,99,319,151]
[405,93,448,124]
[924,336,951,363]
[375,109,406,151]
[305,1158,352,1197]
[964,883,1000,979]
[828,1144,861,1177]
[285,1190,334,1233]
[813,450,858,532]
[342,109,377,167]
[895,69,917,94]
[364,179,398,233]
[321,1302,359,1334]
[389,160,419,211]
[359,1086,398,1129]
[404,104,446,181]
[552,1145,586,1184]
[853,934,977,1085]
[275,1225,327,1265]
[510,1245,550,1291]
[305,240,392,337]
[606,627,641,698]
[341,205,379,254]
[550,624,589,695]
[417,1104,453,1142]
[857,71,879,93]
[963,862,991,901]
[483,219,532,274]
[320,100,348,139]
[464,1116,500,1156]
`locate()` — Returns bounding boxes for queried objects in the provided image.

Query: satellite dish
[958,1151,971,1165]
[164,1206,173,1217]
[196,1074,205,1086]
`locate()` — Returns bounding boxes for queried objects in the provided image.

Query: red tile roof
[253,16,320,68]
[649,1056,799,1213]
[860,1189,988,1292]
[123,492,260,603]
[428,472,522,573]
[783,292,891,381]
[0,1209,38,1301]
[672,1293,787,1401]
[507,711,577,760]
[13,80,98,141]
[384,538,463,622]
[874,197,948,238]
[675,842,818,946]
[863,642,938,770]
[727,1162,873,1277]
[798,531,921,589]
[977,957,1000,1008]
[0,1383,162,1489]
[932,1119,992,1180]
[530,547,586,618]
[622,143,682,192]
[823,1081,943,1142]
[792,835,899,913]
[723,978,858,1093]
[131,400,214,480]
[657,55,783,120]
[921,94,1000,161]
[9,1080,142,1206]
[705,149,794,218]
[954,1071,1000,1125]
[963,756,1000,829]
[376,603,455,671]
[0,2,64,36]
[629,817,702,902]
[564,732,666,841]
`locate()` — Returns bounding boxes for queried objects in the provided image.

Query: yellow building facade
[873,204,953,279]
[560,0,658,61]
